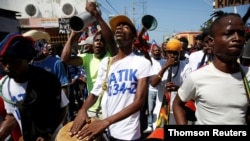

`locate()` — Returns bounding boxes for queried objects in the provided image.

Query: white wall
[0,0,96,18]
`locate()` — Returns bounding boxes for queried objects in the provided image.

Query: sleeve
[54,60,70,87]
[177,74,196,102]
[90,57,109,96]
[60,90,69,108]
[137,58,152,79]
[150,59,162,76]
[0,77,14,114]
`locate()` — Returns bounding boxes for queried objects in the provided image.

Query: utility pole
[131,0,147,27]
[132,2,135,24]
[124,6,127,16]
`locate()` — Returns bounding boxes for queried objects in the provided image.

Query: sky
[97,0,250,44]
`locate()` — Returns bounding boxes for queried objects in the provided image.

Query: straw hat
[23,30,50,42]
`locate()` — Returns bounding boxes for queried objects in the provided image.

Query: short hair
[93,30,105,44]
[201,28,210,41]
[178,37,189,45]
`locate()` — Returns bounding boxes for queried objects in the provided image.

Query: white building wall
[0,0,96,19]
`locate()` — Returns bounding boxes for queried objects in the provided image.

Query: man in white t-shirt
[173,11,250,125]
[144,44,166,133]
[187,28,213,72]
[68,3,151,141]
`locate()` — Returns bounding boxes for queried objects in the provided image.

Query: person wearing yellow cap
[149,38,188,127]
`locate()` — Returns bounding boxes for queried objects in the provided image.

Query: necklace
[0,76,17,105]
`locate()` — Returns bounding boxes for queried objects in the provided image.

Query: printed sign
[59,18,70,34]
[214,0,250,9]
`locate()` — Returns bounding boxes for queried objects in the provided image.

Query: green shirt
[79,52,110,112]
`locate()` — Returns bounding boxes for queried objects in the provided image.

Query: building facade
[0,0,96,44]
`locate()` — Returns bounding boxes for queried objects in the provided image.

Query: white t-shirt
[178,63,250,124]
[0,76,69,136]
[149,57,166,91]
[188,50,208,71]
[91,53,151,140]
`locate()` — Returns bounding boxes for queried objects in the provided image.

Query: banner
[214,0,250,9]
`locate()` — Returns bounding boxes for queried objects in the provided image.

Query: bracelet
[157,74,162,79]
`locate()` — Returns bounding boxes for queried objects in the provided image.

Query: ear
[208,35,214,52]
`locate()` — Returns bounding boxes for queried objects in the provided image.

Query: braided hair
[209,10,242,37]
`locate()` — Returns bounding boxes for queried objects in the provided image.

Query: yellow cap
[165,38,182,51]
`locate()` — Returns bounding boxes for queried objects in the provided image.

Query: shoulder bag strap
[96,57,113,114]
[240,67,250,100]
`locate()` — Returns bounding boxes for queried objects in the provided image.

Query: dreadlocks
[209,10,242,37]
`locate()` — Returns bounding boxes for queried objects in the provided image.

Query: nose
[168,52,175,57]
[233,31,240,40]
[3,64,11,73]
[115,24,122,32]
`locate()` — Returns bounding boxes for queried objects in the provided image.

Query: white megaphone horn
[69,9,101,32]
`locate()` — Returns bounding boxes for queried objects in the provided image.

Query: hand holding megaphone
[69,1,101,32]
[85,1,100,16]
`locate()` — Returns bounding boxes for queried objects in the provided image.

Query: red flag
[78,32,87,43]
[150,39,157,52]
[142,31,149,41]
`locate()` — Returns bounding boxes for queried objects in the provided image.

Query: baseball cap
[109,15,136,34]
[0,33,35,61]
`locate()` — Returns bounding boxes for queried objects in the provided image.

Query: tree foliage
[200,18,213,32]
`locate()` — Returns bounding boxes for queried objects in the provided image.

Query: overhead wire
[105,0,119,14]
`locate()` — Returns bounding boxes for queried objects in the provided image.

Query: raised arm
[86,2,118,57]
[61,31,84,66]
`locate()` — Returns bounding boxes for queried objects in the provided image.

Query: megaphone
[141,14,158,31]
[69,9,101,32]
[137,15,157,39]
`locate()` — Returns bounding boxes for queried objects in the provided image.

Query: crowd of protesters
[0,1,249,141]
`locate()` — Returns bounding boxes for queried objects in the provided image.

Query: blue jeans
[147,90,157,127]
